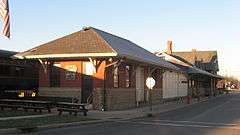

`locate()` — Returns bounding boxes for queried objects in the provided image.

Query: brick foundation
[106,88,136,110]
[38,87,81,99]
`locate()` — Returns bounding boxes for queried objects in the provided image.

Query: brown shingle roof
[15,27,179,71]
[17,28,116,56]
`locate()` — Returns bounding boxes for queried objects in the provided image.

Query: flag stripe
[0,0,10,38]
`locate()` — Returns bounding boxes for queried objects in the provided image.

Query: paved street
[22,93,240,135]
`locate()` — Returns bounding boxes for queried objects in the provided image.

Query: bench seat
[22,106,51,113]
[57,107,87,116]
[0,104,21,111]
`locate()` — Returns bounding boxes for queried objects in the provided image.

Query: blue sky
[0,0,239,78]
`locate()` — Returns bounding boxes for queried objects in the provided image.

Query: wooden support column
[187,75,192,104]
[213,78,216,96]
[210,77,213,97]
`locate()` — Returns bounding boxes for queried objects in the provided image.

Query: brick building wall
[38,60,164,110]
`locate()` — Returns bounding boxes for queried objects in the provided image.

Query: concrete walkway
[87,96,215,120]
[0,95,224,122]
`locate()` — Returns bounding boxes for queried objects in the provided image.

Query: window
[125,66,130,87]
[113,65,119,88]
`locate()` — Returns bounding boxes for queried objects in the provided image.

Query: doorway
[81,62,95,103]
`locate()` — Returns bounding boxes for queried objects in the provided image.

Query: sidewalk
[87,96,214,120]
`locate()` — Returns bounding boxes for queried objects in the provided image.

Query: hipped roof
[15,27,179,71]
[172,51,217,65]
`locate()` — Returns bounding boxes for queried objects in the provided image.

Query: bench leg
[74,112,77,116]
[1,107,4,111]
[39,109,42,113]
[58,111,62,115]
[13,107,17,111]
[83,111,87,116]
[48,109,51,113]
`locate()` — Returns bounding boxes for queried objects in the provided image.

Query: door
[136,67,144,103]
[81,62,95,103]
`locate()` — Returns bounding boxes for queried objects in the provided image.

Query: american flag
[0,0,10,38]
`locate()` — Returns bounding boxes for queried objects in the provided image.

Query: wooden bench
[57,107,87,116]
[56,102,88,116]
[0,104,21,111]
[0,99,53,113]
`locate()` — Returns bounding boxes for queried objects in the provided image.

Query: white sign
[146,77,156,89]
[65,65,77,80]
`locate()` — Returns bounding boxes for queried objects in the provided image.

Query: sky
[0,0,239,79]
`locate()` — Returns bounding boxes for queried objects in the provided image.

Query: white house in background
[155,41,223,100]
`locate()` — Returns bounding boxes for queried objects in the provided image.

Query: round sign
[146,77,156,89]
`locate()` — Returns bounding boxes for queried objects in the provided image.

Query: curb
[0,119,108,135]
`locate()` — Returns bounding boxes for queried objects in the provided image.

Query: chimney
[192,49,197,53]
[192,49,197,64]
[166,40,173,54]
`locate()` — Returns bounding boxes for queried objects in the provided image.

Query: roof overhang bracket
[38,59,48,74]
[105,58,123,68]
[88,58,96,73]
[88,58,103,72]
[149,67,158,76]
[148,67,165,77]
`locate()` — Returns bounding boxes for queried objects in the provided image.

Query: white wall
[162,71,188,99]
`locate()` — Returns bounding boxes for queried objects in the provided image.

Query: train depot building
[15,27,180,110]
[15,27,223,110]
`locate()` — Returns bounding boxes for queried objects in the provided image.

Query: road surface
[22,93,240,135]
